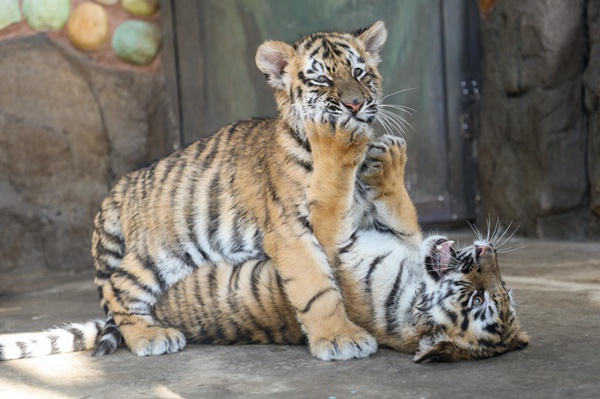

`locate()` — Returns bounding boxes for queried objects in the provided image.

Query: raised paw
[305,121,371,168]
[359,135,407,197]
[123,325,186,357]
[309,325,378,361]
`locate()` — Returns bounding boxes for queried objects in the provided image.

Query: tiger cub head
[255,21,387,137]
[413,236,529,362]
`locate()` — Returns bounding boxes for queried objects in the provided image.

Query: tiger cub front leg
[279,120,376,360]
[305,121,369,260]
[359,135,422,245]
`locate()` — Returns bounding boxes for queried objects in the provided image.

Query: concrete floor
[0,234,599,399]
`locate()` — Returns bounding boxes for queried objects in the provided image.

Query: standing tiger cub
[89,21,418,361]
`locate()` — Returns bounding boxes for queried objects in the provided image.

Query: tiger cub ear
[355,20,388,62]
[256,41,294,90]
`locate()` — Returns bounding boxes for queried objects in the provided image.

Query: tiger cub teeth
[436,240,454,251]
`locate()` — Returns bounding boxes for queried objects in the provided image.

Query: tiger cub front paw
[122,325,186,356]
[305,121,371,168]
[308,324,378,361]
[359,135,407,199]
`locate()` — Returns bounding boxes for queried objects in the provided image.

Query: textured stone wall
[0,35,175,274]
[584,0,600,237]
[478,0,597,239]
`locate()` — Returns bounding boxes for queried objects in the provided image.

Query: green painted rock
[0,0,22,31]
[121,0,159,17]
[112,20,161,65]
[95,0,118,4]
[22,0,71,32]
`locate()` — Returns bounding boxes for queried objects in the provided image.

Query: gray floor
[1,234,599,399]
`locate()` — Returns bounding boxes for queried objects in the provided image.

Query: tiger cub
[0,124,527,362]
[89,21,420,361]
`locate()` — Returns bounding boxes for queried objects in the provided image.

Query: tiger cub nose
[343,100,364,114]
[475,243,493,258]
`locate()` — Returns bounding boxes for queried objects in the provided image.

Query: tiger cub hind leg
[99,252,187,356]
[360,135,422,244]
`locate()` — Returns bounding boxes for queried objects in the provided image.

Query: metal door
[160,0,480,223]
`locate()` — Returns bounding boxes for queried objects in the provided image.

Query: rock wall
[584,0,600,237]
[478,0,597,239]
[0,35,175,274]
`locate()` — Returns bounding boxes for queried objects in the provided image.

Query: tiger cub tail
[0,320,105,360]
[91,184,127,356]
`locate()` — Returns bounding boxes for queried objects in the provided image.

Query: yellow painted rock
[67,2,110,51]
[112,20,161,65]
[22,0,71,32]
[121,0,159,17]
[0,0,22,31]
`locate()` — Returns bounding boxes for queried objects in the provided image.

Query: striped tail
[0,320,105,361]
[91,314,122,357]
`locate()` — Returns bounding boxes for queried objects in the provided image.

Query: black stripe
[206,266,226,341]
[185,170,210,265]
[140,255,169,292]
[199,132,222,172]
[207,172,223,253]
[299,287,336,314]
[445,308,458,324]
[339,232,358,255]
[49,335,60,354]
[309,46,321,58]
[290,154,313,172]
[286,128,311,154]
[365,252,391,285]
[96,244,124,264]
[229,213,246,253]
[96,224,125,254]
[297,214,313,233]
[461,309,470,331]
[190,262,211,340]
[66,327,86,351]
[112,269,159,297]
[179,250,198,270]
[250,261,267,312]
[16,341,32,359]
[228,263,244,290]
[385,262,404,333]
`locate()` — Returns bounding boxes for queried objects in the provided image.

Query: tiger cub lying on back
[0,122,528,362]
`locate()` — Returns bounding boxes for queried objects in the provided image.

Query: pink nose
[344,101,364,114]
[475,244,493,257]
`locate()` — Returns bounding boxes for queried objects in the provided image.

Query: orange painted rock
[67,2,110,51]
[121,0,159,17]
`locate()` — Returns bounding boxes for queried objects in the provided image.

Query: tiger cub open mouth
[425,239,456,280]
